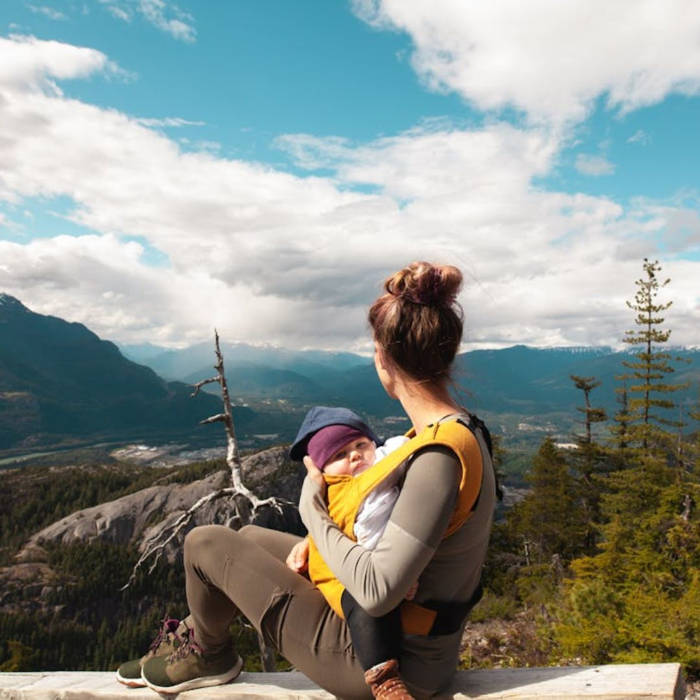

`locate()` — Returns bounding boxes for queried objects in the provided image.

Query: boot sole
[115,670,146,688]
[141,654,243,694]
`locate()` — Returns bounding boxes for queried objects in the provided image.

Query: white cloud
[139,0,195,42]
[136,116,206,128]
[575,153,615,176]
[352,1,700,125]
[99,0,196,41]
[27,4,67,21]
[0,34,112,94]
[0,35,698,350]
[627,129,651,145]
[277,122,558,202]
[104,4,132,22]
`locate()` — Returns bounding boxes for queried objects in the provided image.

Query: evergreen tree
[569,375,607,550]
[609,379,633,467]
[570,376,607,454]
[552,259,700,675]
[509,438,587,564]
[620,258,686,463]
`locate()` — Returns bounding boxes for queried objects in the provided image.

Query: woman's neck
[395,379,462,434]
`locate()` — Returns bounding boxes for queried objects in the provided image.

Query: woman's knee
[238,524,257,538]
[184,524,235,562]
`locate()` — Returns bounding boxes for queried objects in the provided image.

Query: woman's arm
[299,446,460,617]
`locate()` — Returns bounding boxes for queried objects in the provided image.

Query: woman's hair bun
[369,261,464,382]
[385,261,462,307]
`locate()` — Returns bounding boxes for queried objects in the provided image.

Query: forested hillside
[0,450,302,672]
[479,260,699,677]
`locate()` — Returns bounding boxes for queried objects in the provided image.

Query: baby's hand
[286,537,310,574]
[405,581,418,601]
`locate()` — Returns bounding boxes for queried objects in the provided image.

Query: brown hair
[368,261,463,382]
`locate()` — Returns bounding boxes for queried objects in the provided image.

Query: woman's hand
[286,536,310,574]
[303,455,327,497]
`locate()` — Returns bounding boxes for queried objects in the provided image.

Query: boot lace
[168,627,204,663]
[147,615,180,653]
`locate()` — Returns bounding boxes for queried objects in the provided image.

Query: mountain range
[0,295,254,452]
[124,339,700,433]
[2,293,698,456]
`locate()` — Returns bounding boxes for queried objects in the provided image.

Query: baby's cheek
[323,461,348,476]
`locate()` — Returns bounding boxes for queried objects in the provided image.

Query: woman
[117,261,496,699]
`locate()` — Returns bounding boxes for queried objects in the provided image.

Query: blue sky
[0,1,699,350]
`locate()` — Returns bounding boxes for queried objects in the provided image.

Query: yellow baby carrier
[307,414,485,636]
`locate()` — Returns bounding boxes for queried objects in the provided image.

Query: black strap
[420,583,484,636]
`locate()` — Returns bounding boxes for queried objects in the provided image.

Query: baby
[288,406,414,700]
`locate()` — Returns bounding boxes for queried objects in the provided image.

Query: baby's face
[322,437,377,476]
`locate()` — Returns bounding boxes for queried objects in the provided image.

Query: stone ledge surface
[0,663,686,700]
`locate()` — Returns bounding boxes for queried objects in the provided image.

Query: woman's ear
[373,342,391,374]
[373,342,397,398]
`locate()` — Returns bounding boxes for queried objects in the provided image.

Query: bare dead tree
[122,330,294,670]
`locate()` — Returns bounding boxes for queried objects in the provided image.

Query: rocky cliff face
[23,445,305,553]
[25,469,230,550]
[1,445,305,613]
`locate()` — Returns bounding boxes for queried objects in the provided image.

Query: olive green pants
[184,524,371,700]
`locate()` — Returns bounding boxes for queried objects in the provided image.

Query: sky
[0,0,699,353]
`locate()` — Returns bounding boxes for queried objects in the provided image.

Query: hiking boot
[115,616,184,687]
[141,627,243,694]
[364,659,415,699]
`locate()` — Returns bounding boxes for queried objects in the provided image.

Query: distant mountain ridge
[0,294,253,451]
[126,338,700,424]
[120,339,368,380]
[3,294,698,454]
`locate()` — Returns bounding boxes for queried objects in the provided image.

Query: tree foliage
[479,259,700,678]
[620,258,686,461]
[550,259,700,674]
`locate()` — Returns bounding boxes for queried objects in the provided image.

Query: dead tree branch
[123,330,293,585]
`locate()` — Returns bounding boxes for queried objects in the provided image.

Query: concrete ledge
[0,664,686,699]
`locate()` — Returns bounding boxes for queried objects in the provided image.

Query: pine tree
[570,375,607,550]
[552,259,700,674]
[570,375,607,477]
[609,379,633,466]
[620,258,686,463]
[510,438,587,563]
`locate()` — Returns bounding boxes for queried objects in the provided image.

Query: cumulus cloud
[575,153,615,176]
[0,34,698,350]
[352,0,700,125]
[277,122,558,201]
[0,34,113,94]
